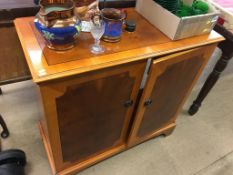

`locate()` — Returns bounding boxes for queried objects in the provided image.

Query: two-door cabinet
[14,9,224,175]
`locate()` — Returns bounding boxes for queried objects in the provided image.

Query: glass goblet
[90,20,105,54]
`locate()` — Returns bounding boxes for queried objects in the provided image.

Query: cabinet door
[39,61,146,171]
[128,45,216,146]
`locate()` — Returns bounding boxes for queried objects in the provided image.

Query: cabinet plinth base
[39,121,176,175]
[128,123,176,148]
[162,124,176,137]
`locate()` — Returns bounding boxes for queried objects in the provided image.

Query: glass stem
[95,39,100,46]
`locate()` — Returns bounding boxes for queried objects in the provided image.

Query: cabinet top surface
[14,8,224,83]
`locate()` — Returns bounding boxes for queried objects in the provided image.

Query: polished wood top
[30,10,169,66]
[14,8,224,83]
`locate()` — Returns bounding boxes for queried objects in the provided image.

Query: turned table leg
[188,26,233,115]
[0,88,2,95]
[0,115,10,138]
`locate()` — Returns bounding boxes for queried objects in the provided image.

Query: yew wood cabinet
[14,9,224,175]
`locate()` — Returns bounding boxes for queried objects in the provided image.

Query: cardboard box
[207,0,233,30]
[136,0,220,40]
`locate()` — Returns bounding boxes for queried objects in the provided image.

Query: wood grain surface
[56,72,135,163]
[30,9,169,66]
[39,60,146,173]
[14,8,224,83]
[0,26,30,82]
[128,44,217,146]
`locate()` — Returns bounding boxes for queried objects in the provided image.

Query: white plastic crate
[136,0,220,40]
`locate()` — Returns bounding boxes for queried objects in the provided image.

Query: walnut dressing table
[14,8,224,175]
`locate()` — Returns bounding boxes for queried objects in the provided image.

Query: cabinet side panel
[56,73,135,163]
[137,55,204,137]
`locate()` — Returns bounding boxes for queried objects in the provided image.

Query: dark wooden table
[188,24,233,115]
[0,0,39,89]
[0,0,38,139]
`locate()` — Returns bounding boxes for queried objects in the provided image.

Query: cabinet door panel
[39,61,146,170]
[57,73,135,162]
[128,45,216,146]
